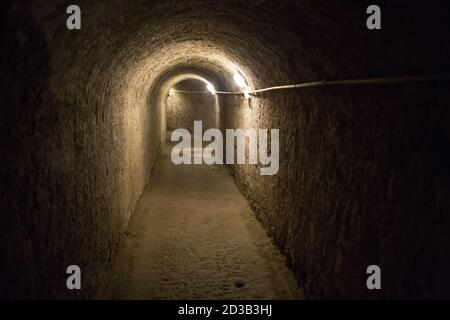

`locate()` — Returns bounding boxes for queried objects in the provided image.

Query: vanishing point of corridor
[1,1,450,300]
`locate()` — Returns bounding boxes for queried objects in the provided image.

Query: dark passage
[108,146,301,299]
[1,0,450,299]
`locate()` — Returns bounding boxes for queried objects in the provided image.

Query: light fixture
[233,71,252,98]
[206,83,216,95]
[233,71,248,88]
[169,88,175,96]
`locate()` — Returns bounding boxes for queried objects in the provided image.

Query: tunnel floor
[107,146,302,299]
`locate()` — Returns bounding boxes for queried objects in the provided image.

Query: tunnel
[0,0,450,300]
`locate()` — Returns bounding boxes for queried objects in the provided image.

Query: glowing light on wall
[206,83,216,95]
[233,70,251,98]
[233,71,248,88]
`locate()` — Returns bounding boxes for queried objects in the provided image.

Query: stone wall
[1,0,449,299]
[221,1,450,298]
[0,0,162,298]
[166,79,218,133]
[224,83,450,299]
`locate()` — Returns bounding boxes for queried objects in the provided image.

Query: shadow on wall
[1,0,450,300]
[223,83,450,299]
[0,5,59,299]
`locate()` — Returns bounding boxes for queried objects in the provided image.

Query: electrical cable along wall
[168,74,450,96]
[0,0,449,299]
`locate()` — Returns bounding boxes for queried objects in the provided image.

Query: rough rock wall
[166,79,218,133]
[223,3,450,299]
[1,0,449,299]
[0,1,161,298]
[225,83,450,299]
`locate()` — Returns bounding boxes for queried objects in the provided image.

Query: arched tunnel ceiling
[18,0,449,108]
[29,0,297,105]
[158,71,215,96]
[1,0,450,300]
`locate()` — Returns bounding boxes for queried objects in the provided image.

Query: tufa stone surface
[0,0,449,299]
